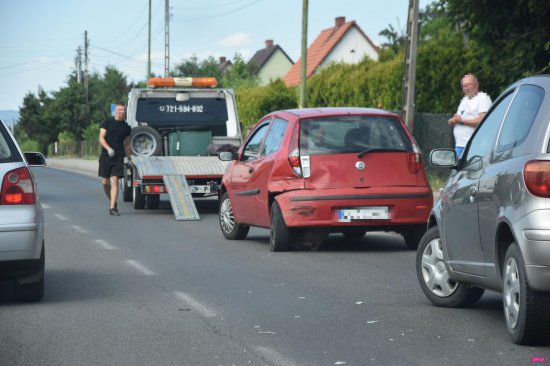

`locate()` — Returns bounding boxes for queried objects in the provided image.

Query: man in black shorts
[98,103,131,216]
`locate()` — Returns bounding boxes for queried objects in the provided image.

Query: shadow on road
[241,231,410,253]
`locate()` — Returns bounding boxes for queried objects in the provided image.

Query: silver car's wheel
[420,236,458,297]
[416,226,484,308]
[503,254,520,330]
[502,243,550,345]
[219,193,249,240]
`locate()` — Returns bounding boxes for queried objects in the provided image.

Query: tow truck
[123,77,242,220]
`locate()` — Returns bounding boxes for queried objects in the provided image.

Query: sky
[0,0,431,111]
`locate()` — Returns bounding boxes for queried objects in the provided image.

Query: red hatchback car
[218,108,433,251]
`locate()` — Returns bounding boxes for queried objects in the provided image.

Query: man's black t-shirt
[100,119,131,157]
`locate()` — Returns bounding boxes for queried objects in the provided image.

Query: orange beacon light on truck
[147,77,218,88]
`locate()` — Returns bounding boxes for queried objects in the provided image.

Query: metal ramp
[163,175,200,221]
[131,156,229,221]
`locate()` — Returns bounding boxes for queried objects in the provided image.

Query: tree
[88,66,130,124]
[16,88,57,153]
[378,23,406,61]
[414,4,492,113]
[220,54,257,89]
[172,55,223,81]
[47,76,88,139]
[443,0,550,84]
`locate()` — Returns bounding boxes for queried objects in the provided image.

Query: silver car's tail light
[0,167,36,205]
[523,160,550,198]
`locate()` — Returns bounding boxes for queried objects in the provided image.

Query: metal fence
[48,140,102,157]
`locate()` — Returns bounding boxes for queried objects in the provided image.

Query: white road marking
[93,239,116,250]
[123,260,156,276]
[72,225,88,234]
[54,213,68,221]
[254,346,297,366]
[173,291,217,318]
[41,203,50,209]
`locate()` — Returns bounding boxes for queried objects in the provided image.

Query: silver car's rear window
[0,122,22,163]
[299,115,412,156]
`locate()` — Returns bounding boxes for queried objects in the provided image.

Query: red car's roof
[277,107,400,119]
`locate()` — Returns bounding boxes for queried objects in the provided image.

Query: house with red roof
[217,56,233,74]
[283,17,379,87]
[248,39,294,86]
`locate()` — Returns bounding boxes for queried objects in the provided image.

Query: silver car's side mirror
[218,151,236,161]
[430,149,457,167]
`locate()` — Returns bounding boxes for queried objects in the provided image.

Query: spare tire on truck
[130,125,162,156]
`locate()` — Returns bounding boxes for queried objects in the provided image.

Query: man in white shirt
[448,73,492,157]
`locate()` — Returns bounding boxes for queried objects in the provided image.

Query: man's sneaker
[109,208,120,216]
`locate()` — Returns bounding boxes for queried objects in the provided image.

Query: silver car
[0,118,46,302]
[416,75,550,345]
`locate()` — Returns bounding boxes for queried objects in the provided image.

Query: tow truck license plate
[337,206,390,222]
[190,185,211,194]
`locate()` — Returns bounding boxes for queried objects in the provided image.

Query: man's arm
[99,128,115,156]
[448,112,486,128]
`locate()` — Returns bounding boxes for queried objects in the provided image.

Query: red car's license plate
[337,207,390,222]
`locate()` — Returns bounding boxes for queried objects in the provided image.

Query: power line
[0,51,73,71]
[0,58,69,78]
[171,0,265,22]
[171,0,255,10]
[91,45,164,67]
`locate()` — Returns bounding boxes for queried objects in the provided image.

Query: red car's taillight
[407,140,422,173]
[407,152,422,173]
[1,167,36,205]
[524,160,550,198]
[288,123,302,176]
[288,148,302,176]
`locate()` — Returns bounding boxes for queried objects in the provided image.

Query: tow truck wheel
[130,126,162,156]
[133,185,145,209]
[122,164,133,202]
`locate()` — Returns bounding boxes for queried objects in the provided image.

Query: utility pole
[401,0,419,131]
[299,0,308,109]
[147,0,152,80]
[84,30,89,105]
[164,0,170,77]
[76,46,82,83]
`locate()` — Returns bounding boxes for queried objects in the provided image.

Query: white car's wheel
[416,226,484,307]
[15,241,44,302]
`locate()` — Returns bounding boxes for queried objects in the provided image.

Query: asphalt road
[0,165,548,365]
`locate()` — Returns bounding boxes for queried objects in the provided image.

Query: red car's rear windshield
[299,115,412,155]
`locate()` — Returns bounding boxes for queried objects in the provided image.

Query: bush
[235,79,297,131]
[19,139,41,152]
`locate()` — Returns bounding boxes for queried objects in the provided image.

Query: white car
[0,118,46,301]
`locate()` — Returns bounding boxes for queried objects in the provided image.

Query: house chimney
[219,56,226,64]
[335,16,346,28]
[265,39,274,48]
